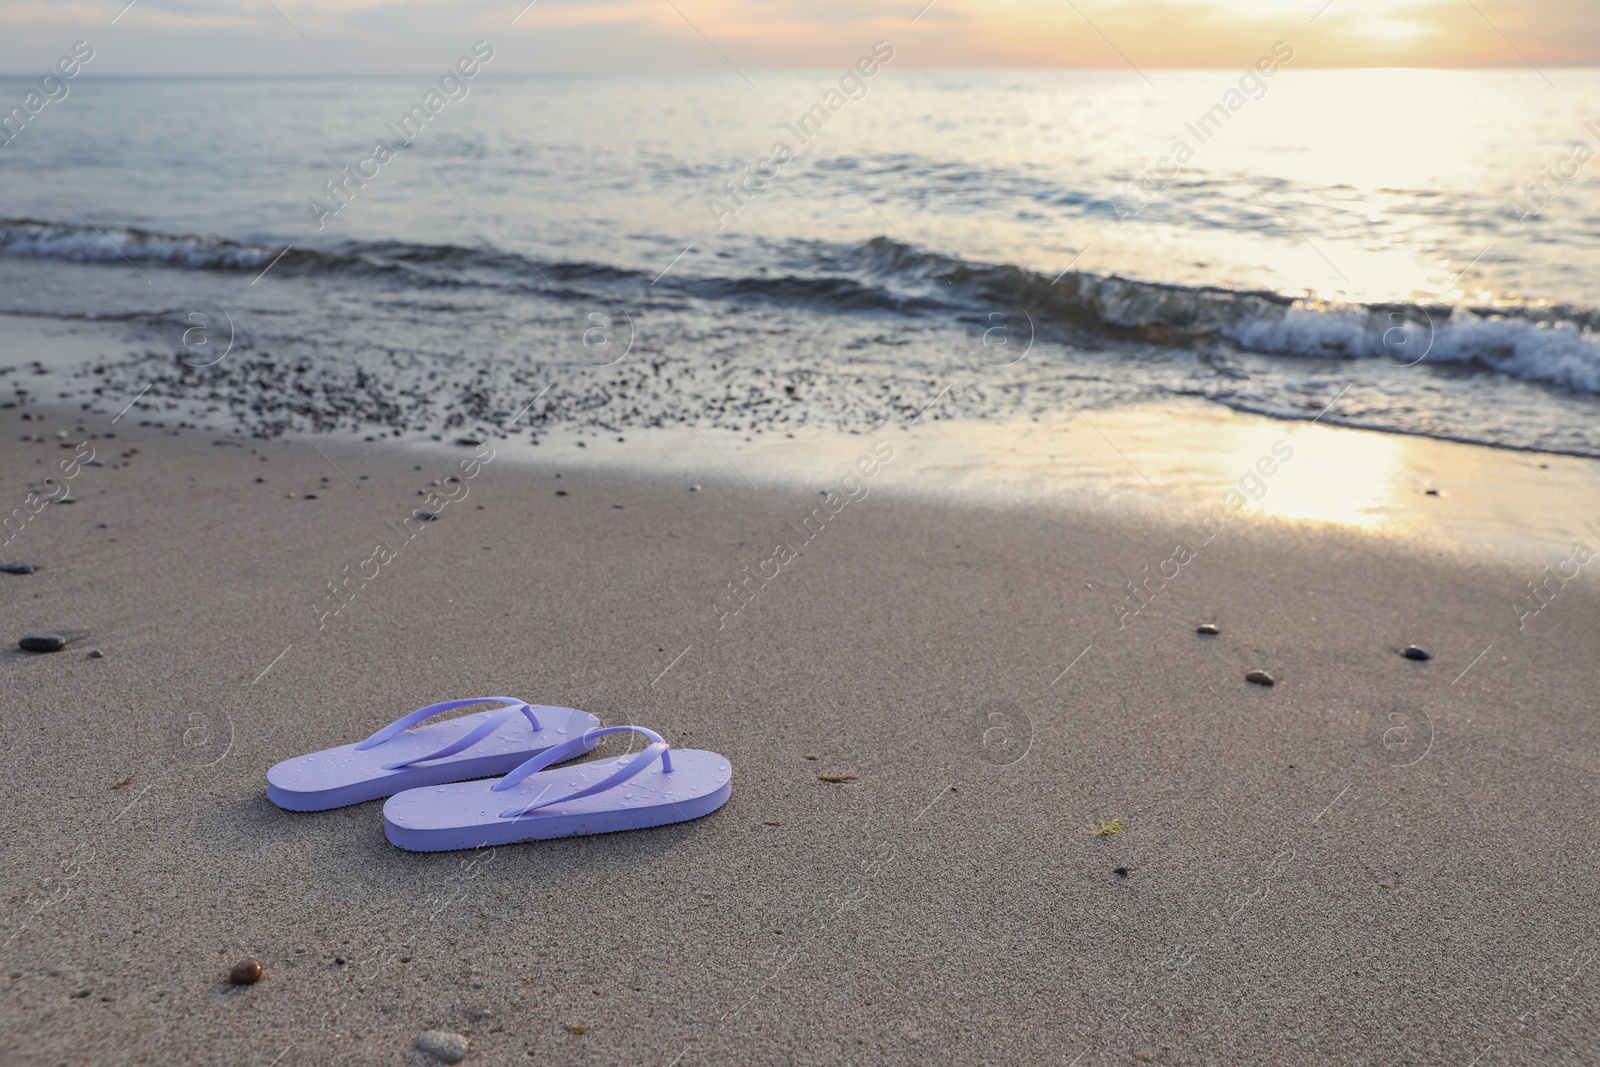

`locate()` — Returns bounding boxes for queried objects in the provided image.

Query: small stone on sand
[1196,623,1220,635]
[817,773,858,783]
[689,484,701,492]
[228,959,262,985]
[416,1030,469,1062]
[1114,866,1129,877]
[1245,669,1275,686]
[562,1023,588,1036]
[1403,645,1431,661]
[86,648,105,659]
[0,563,37,575]
[20,633,65,653]
[554,490,567,496]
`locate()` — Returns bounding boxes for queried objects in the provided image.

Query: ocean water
[4,67,1600,454]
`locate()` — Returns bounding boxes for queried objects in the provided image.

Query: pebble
[229,958,263,985]
[817,773,858,783]
[554,490,567,496]
[1245,669,1275,686]
[689,484,701,492]
[1196,623,1220,635]
[87,649,105,659]
[416,1030,469,1063]
[416,511,438,522]
[0,563,38,575]
[1113,867,1129,877]
[1403,645,1431,661]
[1424,488,1441,496]
[19,633,66,653]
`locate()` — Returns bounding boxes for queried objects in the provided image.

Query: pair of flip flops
[266,697,732,852]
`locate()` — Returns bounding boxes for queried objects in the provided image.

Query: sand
[2,400,1598,1066]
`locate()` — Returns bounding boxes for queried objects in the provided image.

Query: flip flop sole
[383,749,732,851]
[267,706,601,811]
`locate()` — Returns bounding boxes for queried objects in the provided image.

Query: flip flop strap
[491,725,674,819]
[354,697,540,770]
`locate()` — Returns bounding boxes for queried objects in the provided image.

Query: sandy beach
[3,394,1598,1066]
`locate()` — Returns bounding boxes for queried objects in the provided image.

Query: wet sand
[2,402,1598,1065]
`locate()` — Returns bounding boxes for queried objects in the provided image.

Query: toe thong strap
[491,725,673,819]
[353,697,541,770]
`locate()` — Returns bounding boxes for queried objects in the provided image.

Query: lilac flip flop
[382,725,732,851]
[267,698,601,811]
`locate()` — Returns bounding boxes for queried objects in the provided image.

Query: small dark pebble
[612,503,624,509]
[554,490,567,496]
[228,959,262,985]
[1196,623,1220,635]
[1402,645,1431,661]
[455,437,482,446]
[302,494,317,500]
[1245,669,1275,686]
[20,633,66,653]
[1113,867,1129,877]
[1423,488,1441,496]
[334,957,346,966]
[228,959,263,985]
[0,563,38,575]
[415,511,437,521]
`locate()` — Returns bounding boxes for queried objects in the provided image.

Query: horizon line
[1,63,1596,78]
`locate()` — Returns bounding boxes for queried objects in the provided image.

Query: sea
[3,67,1600,455]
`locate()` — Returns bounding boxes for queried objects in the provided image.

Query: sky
[0,0,1595,75]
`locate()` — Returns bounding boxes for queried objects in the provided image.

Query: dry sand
[2,400,1598,1066]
